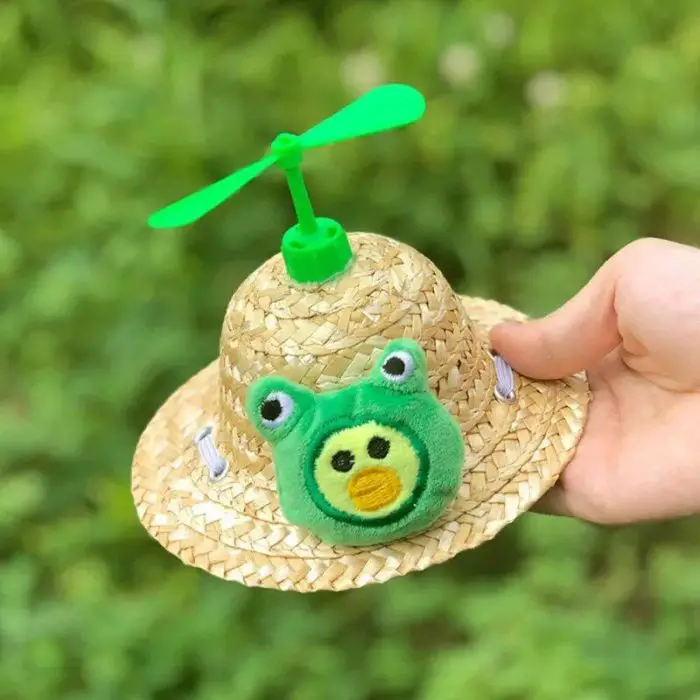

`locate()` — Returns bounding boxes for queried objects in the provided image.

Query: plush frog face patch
[245,339,465,546]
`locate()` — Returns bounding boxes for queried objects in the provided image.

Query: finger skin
[530,486,572,518]
[490,238,700,386]
[492,237,700,525]
[490,253,622,380]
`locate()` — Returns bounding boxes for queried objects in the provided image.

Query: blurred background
[3,0,700,698]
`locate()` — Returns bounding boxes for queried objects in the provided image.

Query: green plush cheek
[308,421,424,524]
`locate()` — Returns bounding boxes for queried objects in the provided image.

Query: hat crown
[217,233,482,467]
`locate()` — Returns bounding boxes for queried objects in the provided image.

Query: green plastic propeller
[148,83,426,283]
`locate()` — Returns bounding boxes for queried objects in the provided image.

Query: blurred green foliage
[2,0,700,698]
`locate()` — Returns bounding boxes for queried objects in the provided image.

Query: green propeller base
[281,217,353,285]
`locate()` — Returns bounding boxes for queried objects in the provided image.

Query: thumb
[489,262,623,380]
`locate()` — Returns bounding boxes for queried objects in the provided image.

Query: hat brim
[131,295,590,592]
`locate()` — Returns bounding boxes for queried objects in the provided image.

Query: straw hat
[131,85,590,592]
[132,231,590,592]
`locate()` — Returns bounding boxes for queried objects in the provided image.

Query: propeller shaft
[271,133,318,235]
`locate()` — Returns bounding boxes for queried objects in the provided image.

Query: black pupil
[383,356,405,376]
[260,398,282,422]
[367,436,390,460]
[331,450,355,472]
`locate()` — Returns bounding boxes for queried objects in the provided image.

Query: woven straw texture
[132,233,590,592]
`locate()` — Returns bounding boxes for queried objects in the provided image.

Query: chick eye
[259,391,294,428]
[381,350,415,383]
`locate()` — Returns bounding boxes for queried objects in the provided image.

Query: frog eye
[380,350,415,384]
[259,391,295,428]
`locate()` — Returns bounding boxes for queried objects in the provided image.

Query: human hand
[490,238,700,525]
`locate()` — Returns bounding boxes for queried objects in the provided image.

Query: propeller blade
[148,154,277,229]
[299,84,425,150]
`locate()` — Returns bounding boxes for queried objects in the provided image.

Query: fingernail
[494,320,524,330]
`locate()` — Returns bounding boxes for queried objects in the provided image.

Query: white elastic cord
[194,426,228,481]
[489,351,517,403]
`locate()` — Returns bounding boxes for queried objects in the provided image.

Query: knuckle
[617,237,667,264]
